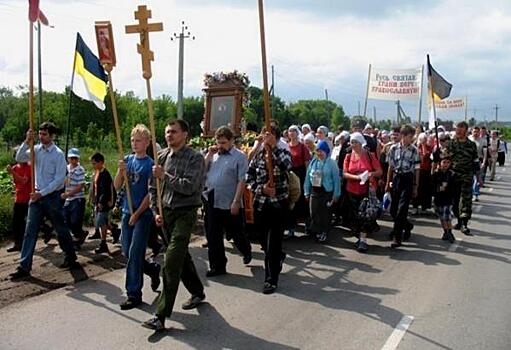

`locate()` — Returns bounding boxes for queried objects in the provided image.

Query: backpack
[287,170,301,209]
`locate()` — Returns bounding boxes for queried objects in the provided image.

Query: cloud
[1,0,511,121]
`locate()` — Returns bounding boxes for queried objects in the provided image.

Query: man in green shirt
[447,121,481,235]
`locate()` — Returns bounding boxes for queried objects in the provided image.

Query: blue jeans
[472,176,480,197]
[121,212,152,299]
[63,198,86,238]
[20,191,77,272]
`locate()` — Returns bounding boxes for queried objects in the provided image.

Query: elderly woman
[303,133,316,155]
[304,140,341,243]
[413,132,433,214]
[343,132,382,252]
[316,125,334,152]
[286,125,312,238]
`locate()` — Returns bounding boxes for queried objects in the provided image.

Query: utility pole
[373,106,376,123]
[271,65,275,118]
[171,21,195,119]
[357,101,361,116]
[396,100,401,125]
[494,104,499,123]
[325,88,329,101]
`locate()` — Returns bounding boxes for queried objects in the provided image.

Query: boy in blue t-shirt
[114,124,160,310]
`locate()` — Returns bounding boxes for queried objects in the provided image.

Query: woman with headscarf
[316,125,334,152]
[304,140,340,243]
[412,132,433,214]
[343,132,382,252]
[285,125,312,238]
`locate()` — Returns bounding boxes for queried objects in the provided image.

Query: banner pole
[106,68,134,215]
[363,64,371,118]
[418,64,424,124]
[29,22,36,192]
[65,34,78,157]
[427,55,439,145]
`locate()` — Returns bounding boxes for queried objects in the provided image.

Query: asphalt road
[0,164,509,350]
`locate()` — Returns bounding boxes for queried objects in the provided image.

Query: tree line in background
[1,85,508,152]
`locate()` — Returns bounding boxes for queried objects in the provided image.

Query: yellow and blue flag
[72,33,108,110]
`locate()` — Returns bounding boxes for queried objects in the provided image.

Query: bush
[0,193,13,238]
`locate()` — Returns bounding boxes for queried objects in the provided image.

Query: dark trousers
[12,202,29,247]
[413,169,432,210]
[288,165,308,230]
[452,176,473,221]
[254,202,287,285]
[390,172,414,241]
[205,191,251,271]
[309,187,333,234]
[63,198,86,238]
[156,208,204,318]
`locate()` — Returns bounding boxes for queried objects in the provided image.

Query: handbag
[358,151,382,220]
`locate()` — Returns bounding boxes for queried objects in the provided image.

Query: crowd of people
[3,117,507,332]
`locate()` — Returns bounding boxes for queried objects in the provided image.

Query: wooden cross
[125,5,163,80]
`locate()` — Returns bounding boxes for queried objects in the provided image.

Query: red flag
[28,0,40,22]
[38,9,49,26]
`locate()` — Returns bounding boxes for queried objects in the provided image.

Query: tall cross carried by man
[125,5,164,218]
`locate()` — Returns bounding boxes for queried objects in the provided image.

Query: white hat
[302,124,311,131]
[349,132,367,147]
[303,133,315,143]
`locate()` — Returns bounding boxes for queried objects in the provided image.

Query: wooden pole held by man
[125,5,164,217]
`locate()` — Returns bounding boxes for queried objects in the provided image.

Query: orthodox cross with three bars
[125,5,163,79]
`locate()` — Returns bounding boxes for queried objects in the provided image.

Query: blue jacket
[304,157,341,199]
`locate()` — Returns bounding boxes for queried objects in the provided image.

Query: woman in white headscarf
[343,132,382,252]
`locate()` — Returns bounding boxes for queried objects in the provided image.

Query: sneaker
[390,240,402,248]
[474,196,479,202]
[6,245,21,253]
[205,268,227,277]
[182,293,206,310]
[447,231,456,244]
[243,253,252,265]
[111,228,121,244]
[461,224,472,236]
[150,263,161,292]
[95,241,109,254]
[9,267,30,280]
[59,259,80,269]
[283,229,295,239]
[262,282,277,294]
[141,316,165,332]
[403,223,414,241]
[120,297,142,310]
[317,232,327,243]
[88,229,101,240]
[357,240,368,253]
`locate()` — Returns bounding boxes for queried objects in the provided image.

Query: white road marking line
[488,188,494,192]
[474,205,482,213]
[381,315,414,350]
[449,238,463,252]
[497,176,502,180]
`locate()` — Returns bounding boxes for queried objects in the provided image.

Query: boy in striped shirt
[62,148,86,247]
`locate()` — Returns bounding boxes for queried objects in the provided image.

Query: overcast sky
[1,0,511,122]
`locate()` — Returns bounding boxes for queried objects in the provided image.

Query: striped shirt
[65,163,86,202]
[387,143,420,174]
[246,146,292,211]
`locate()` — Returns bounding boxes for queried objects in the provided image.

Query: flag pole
[37,20,43,126]
[28,22,36,192]
[427,55,440,145]
[257,0,274,187]
[105,66,134,214]
[65,34,78,157]
[363,63,371,118]
[418,64,424,124]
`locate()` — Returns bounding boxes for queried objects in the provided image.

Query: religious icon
[94,21,116,66]
[210,96,235,130]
